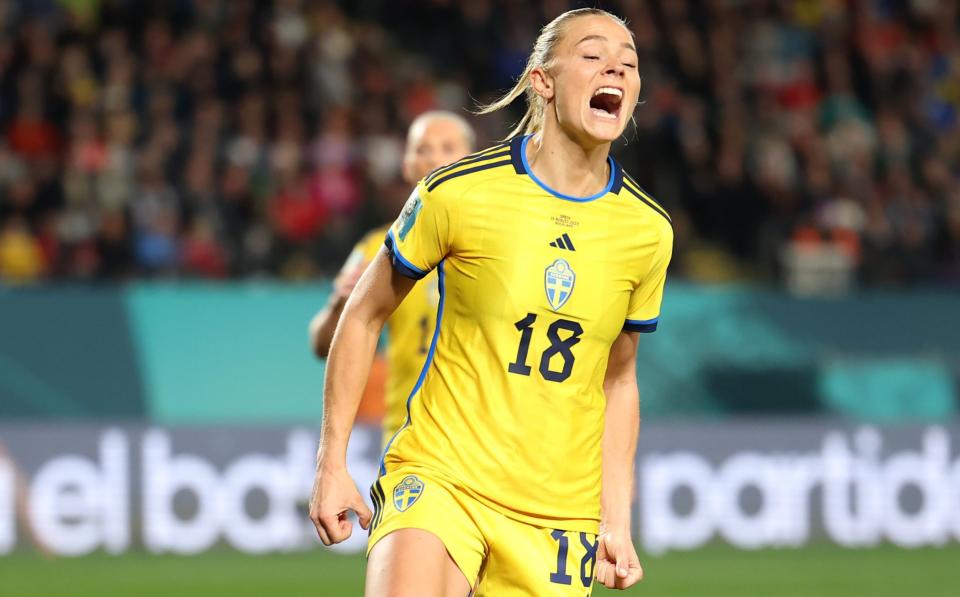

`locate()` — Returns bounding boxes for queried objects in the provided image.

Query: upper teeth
[594,87,622,98]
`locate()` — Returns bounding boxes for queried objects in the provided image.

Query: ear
[529,66,555,101]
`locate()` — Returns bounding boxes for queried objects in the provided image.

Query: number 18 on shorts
[367,469,600,596]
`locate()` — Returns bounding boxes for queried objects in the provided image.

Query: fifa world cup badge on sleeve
[396,191,423,241]
[393,475,425,511]
[544,258,576,311]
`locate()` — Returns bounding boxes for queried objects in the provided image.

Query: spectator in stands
[0,0,956,290]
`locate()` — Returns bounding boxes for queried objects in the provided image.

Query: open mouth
[589,86,623,121]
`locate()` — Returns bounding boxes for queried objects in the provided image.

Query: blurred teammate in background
[311,8,670,595]
[308,111,475,446]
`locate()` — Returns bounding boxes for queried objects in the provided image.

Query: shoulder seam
[621,177,671,225]
[435,164,521,248]
[426,158,514,192]
[622,172,668,211]
[456,163,522,198]
[424,142,511,185]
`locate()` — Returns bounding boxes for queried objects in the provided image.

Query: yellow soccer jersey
[345,226,440,442]
[381,135,673,531]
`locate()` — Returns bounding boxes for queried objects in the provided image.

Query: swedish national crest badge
[544,258,576,311]
[393,475,424,512]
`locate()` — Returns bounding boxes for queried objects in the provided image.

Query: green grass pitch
[1,544,957,596]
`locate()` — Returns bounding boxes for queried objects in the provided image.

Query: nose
[604,60,625,78]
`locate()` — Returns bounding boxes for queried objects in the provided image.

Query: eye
[622,63,637,69]
[583,55,600,60]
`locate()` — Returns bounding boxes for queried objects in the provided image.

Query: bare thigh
[365,529,473,597]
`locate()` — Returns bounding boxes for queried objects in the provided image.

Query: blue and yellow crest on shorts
[393,475,424,511]
[544,258,575,311]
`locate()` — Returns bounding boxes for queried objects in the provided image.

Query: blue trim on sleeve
[378,260,446,476]
[384,229,429,280]
[624,317,659,333]
[520,135,616,202]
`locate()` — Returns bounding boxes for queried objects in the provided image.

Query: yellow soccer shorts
[367,467,599,596]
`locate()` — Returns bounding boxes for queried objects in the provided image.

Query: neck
[525,121,611,198]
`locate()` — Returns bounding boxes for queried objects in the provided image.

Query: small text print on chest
[552,214,580,228]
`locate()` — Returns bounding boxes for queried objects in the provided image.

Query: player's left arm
[596,329,644,590]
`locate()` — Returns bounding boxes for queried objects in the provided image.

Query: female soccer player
[310,8,672,596]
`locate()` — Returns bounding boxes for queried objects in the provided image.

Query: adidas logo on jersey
[549,233,576,251]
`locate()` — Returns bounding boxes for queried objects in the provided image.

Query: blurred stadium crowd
[0,0,958,287]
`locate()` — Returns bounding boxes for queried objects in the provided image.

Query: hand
[308,463,373,546]
[595,530,643,589]
[333,262,367,299]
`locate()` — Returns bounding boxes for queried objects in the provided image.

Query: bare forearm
[596,329,646,589]
[317,250,414,470]
[317,311,382,469]
[601,376,639,531]
[310,294,348,358]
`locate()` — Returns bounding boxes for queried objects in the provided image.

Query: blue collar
[509,134,621,202]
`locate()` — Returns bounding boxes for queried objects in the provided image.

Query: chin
[581,119,625,144]
[591,129,622,143]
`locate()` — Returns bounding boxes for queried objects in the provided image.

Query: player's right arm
[309,183,456,545]
[309,249,415,545]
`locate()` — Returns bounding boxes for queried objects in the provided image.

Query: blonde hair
[476,8,629,139]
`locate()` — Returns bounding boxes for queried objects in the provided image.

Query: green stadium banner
[0,282,956,422]
[637,284,960,420]
[125,283,329,424]
[0,287,147,418]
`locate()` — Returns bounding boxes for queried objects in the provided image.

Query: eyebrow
[576,34,637,54]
